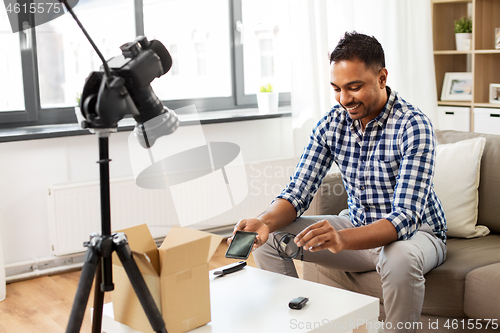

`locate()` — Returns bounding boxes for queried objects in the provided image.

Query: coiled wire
[272,232,304,261]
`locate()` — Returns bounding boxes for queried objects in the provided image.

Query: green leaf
[454,16,472,34]
[260,83,273,93]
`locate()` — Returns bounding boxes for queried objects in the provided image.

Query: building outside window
[0,6,24,112]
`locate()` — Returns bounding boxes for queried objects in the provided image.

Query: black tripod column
[66,131,167,333]
[90,134,114,333]
[98,134,114,291]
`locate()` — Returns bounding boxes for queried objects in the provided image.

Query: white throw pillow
[433,137,490,238]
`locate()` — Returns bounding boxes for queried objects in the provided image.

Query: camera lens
[129,85,165,124]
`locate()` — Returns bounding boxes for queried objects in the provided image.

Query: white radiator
[47,159,295,256]
[48,177,175,256]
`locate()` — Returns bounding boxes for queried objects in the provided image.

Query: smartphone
[225,231,258,260]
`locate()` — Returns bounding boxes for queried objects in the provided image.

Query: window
[36,0,136,108]
[234,0,291,105]
[0,7,25,112]
[0,0,291,129]
[143,0,232,101]
[241,0,291,95]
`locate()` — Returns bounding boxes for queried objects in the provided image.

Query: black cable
[58,0,112,78]
[272,232,304,261]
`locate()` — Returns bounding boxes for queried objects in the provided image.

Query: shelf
[474,53,500,103]
[432,1,470,51]
[434,50,472,54]
[475,49,500,54]
[438,101,472,107]
[472,103,500,109]
[434,50,500,54]
[432,0,470,3]
[474,0,500,50]
[437,102,500,109]
[433,0,500,131]
[433,54,469,99]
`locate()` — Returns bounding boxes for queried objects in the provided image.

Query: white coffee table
[100,265,379,333]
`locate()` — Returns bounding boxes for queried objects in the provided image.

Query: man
[230,32,447,332]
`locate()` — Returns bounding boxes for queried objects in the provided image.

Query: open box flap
[117,224,157,253]
[159,226,223,275]
[132,251,160,276]
[112,224,159,273]
[162,226,223,261]
[206,232,223,262]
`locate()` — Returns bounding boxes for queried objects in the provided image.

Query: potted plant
[454,16,472,51]
[257,83,279,114]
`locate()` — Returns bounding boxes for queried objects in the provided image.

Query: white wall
[0,117,295,266]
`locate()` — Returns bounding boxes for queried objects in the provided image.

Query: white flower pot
[257,92,279,114]
[74,106,86,128]
[455,33,472,51]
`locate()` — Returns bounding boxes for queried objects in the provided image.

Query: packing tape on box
[176,269,192,282]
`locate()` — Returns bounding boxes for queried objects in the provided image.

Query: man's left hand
[294,220,345,253]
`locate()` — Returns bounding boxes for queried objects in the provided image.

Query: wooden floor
[0,240,302,333]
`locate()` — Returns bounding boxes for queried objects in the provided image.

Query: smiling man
[231,32,447,332]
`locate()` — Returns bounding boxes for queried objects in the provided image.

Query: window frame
[0,0,290,129]
[232,0,290,106]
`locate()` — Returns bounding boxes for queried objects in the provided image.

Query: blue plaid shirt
[277,88,447,242]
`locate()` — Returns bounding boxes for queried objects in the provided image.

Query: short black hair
[330,31,385,72]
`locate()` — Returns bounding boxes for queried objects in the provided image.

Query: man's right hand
[228,217,270,250]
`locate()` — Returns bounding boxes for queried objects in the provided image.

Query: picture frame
[441,72,473,101]
[489,83,500,104]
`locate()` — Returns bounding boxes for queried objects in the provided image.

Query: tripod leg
[66,241,100,333]
[91,258,104,333]
[114,233,167,333]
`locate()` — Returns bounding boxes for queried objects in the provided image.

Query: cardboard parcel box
[111,224,223,333]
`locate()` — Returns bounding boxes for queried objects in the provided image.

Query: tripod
[66,130,167,333]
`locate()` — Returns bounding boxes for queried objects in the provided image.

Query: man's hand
[295,218,398,252]
[294,220,345,253]
[228,217,270,250]
[228,199,297,251]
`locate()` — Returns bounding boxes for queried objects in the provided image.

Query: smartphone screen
[225,231,258,260]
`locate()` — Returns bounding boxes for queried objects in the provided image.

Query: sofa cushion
[464,263,500,320]
[435,130,500,234]
[434,137,488,238]
[308,235,500,318]
[423,235,500,317]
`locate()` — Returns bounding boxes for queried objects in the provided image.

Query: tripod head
[79,36,175,130]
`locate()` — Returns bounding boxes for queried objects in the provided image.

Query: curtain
[290,0,331,157]
[290,0,438,156]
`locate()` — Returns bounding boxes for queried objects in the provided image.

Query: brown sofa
[304,130,500,333]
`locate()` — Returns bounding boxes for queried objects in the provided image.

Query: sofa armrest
[305,172,348,216]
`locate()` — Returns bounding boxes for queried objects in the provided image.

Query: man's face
[330,59,388,127]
